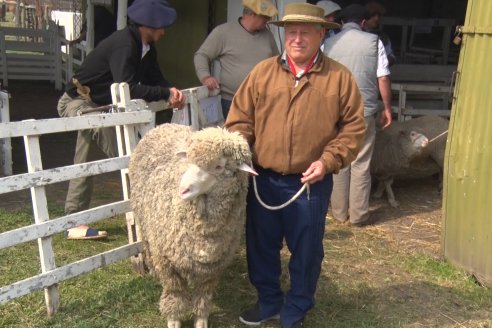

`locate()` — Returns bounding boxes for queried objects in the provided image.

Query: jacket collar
[128,24,144,54]
[341,21,363,32]
[280,50,323,75]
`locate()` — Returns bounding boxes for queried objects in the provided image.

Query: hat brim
[269,19,340,29]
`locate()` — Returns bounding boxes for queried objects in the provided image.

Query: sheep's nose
[179,186,190,196]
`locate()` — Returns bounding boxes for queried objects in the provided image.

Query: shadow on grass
[214,259,492,327]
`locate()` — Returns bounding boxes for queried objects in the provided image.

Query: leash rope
[428,130,448,143]
[252,175,310,211]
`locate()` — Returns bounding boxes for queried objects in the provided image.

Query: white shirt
[377,39,390,77]
[142,43,150,59]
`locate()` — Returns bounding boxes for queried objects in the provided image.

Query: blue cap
[127,0,177,29]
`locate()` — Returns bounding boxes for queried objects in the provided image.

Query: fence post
[53,29,62,90]
[23,129,59,316]
[0,30,7,87]
[0,89,12,175]
[111,83,147,275]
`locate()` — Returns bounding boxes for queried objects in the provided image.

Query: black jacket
[66,24,171,105]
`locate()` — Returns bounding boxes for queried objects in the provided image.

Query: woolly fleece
[128,123,252,324]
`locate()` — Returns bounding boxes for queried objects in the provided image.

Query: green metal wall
[154,0,227,89]
[443,0,492,287]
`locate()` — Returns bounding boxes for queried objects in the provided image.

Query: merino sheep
[128,123,253,328]
[371,116,449,207]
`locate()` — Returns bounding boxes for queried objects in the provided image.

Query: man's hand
[301,160,327,184]
[380,107,392,129]
[201,76,220,90]
[169,87,185,109]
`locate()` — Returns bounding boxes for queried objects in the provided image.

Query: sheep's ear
[176,150,187,159]
[239,163,258,176]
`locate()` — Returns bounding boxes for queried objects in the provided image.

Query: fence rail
[1,242,144,304]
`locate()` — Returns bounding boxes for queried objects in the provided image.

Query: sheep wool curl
[128,123,252,328]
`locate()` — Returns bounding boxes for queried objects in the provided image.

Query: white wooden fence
[0,26,63,90]
[390,64,456,121]
[0,84,221,316]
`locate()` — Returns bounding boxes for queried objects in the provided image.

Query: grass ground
[1,196,491,328]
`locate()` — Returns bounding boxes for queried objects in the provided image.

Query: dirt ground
[0,80,443,259]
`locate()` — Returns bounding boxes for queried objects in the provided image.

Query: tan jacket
[225,53,365,174]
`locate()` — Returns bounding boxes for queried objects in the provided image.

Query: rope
[252,175,310,211]
[428,130,448,143]
[76,104,118,116]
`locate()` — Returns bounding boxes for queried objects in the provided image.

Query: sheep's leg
[158,268,190,328]
[373,179,385,199]
[192,278,218,328]
[167,320,181,328]
[384,177,399,208]
[194,317,207,328]
[437,171,443,193]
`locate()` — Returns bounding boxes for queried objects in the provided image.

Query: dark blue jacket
[66,24,171,105]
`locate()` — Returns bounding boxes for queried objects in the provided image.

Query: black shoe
[239,302,280,326]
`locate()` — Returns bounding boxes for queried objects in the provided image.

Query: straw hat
[242,0,278,18]
[316,0,341,17]
[269,3,340,29]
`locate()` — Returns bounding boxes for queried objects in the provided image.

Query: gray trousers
[330,115,376,224]
[57,92,117,214]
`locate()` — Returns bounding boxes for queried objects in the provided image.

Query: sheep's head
[177,127,254,201]
[399,130,429,159]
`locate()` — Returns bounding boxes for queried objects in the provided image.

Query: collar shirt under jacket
[225,53,366,175]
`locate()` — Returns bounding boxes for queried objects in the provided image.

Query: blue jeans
[221,98,232,120]
[246,166,333,328]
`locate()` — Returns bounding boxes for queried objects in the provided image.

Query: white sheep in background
[128,123,253,328]
[371,115,449,207]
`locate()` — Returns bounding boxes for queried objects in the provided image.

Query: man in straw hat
[194,0,279,120]
[226,3,365,327]
[57,0,185,240]
[316,0,342,50]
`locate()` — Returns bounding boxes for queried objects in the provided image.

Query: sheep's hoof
[389,199,400,208]
[195,317,208,328]
[372,190,383,199]
[167,320,181,328]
